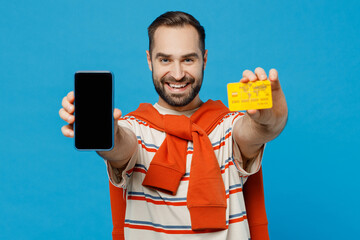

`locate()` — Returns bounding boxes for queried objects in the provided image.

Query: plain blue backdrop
[1,0,359,239]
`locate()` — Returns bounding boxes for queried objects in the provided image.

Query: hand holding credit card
[227,80,273,111]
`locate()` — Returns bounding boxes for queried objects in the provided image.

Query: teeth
[169,83,187,88]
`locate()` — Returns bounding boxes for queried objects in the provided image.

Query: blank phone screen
[74,72,113,150]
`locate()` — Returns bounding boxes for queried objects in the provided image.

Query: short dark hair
[148,11,206,56]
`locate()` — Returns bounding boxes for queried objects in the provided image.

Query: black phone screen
[74,72,113,150]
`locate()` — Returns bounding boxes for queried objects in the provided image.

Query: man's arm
[59,91,137,169]
[233,68,288,161]
[96,120,137,169]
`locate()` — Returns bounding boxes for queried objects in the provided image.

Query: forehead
[152,25,201,55]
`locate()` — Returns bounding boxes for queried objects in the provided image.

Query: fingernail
[68,116,72,122]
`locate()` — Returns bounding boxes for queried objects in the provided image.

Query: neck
[157,95,203,112]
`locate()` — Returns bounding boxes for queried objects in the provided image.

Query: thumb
[113,108,122,132]
[246,109,260,120]
[114,108,122,120]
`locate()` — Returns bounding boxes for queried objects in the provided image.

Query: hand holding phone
[73,71,114,150]
[59,92,122,149]
[60,91,76,137]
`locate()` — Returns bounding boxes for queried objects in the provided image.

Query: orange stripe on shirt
[213,132,232,150]
[231,112,244,124]
[221,161,234,174]
[127,196,187,206]
[124,224,227,234]
[226,188,243,199]
[133,168,147,174]
[138,140,158,152]
[228,215,247,224]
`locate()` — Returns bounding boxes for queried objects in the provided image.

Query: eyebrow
[155,53,171,59]
[182,53,200,59]
[155,52,200,59]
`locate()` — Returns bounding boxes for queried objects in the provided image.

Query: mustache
[160,75,195,85]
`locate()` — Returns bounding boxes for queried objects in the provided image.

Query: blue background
[1,0,359,239]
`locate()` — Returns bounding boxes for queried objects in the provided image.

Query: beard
[152,68,204,107]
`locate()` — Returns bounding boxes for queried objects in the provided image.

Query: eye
[160,58,170,63]
[184,58,193,63]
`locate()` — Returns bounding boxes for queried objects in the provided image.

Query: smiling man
[148,24,205,110]
[59,11,288,240]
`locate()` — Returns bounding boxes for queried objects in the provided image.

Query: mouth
[165,82,191,92]
[168,83,189,88]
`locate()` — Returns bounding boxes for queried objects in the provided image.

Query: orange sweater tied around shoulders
[109,100,269,239]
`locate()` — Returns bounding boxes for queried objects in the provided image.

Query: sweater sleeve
[243,168,269,240]
[231,112,270,240]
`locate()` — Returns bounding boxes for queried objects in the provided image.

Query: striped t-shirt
[105,103,263,240]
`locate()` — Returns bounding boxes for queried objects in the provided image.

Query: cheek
[152,65,169,79]
[188,65,204,79]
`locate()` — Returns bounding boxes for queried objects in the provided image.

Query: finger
[67,91,75,104]
[269,69,278,81]
[62,96,75,114]
[254,67,267,81]
[113,108,122,135]
[246,109,260,119]
[114,108,122,120]
[269,68,281,90]
[59,108,75,124]
[242,70,257,82]
[240,77,250,83]
[61,124,74,138]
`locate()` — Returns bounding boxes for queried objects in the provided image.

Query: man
[59,11,287,240]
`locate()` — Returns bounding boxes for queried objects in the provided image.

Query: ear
[203,50,208,70]
[146,50,152,71]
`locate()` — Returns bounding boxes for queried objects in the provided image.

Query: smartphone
[74,71,114,150]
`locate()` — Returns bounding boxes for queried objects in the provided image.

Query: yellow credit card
[227,80,273,111]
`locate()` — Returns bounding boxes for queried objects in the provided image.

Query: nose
[170,61,185,80]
